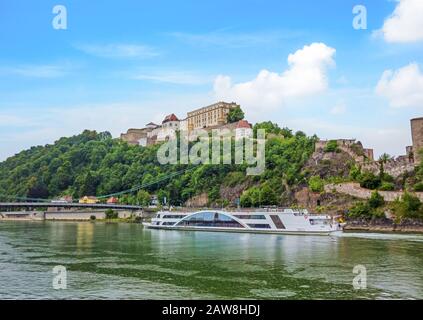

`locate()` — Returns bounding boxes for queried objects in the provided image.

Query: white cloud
[133,71,213,85]
[75,43,159,59]
[0,64,68,78]
[0,93,214,161]
[378,0,423,43]
[213,42,336,115]
[376,63,423,108]
[330,102,347,115]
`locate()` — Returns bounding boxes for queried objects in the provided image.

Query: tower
[410,117,423,164]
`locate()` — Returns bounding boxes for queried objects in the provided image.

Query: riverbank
[344,218,423,234]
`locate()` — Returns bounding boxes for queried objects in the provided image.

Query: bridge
[0,202,142,210]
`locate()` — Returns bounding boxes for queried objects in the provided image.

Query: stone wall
[361,156,415,178]
[316,139,416,178]
[120,128,149,145]
[325,182,423,202]
[45,210,138,220]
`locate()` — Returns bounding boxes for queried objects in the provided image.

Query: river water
[0,221,422,299]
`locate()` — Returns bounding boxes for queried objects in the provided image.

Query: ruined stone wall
[316,139,416,178]
[361,156,415,178]
[121,128,149,145]
[325,182,423,202]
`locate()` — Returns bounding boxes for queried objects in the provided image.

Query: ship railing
[160,207,312,215]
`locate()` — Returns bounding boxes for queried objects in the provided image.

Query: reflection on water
[0,221,422,299]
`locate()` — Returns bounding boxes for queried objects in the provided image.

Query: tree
[309,176,324,193]
[136,190,151,206]
[359,172,381,190]
[105,209,118,219]
[378,153,391,178]
[324,140,338,153]
[368,191,384,209]
[26,176,49,199]
[348,202,372,218]
[208,186,220,204]
[253,121,281,136]
[227,106,245,123]
[260,184,278,205]
[157,190,170,205]
[392,193,423,220]
[240,186,261,207]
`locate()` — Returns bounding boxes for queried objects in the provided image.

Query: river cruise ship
[143,209,342,235]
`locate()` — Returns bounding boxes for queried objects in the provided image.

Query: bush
[349,165,361,181]
[359,172,381,190]
[379,182,395,191]
[414,182,423,192]
[240,184,278,207]
[324,140,338,153]
[348,202,372,218]
[105,209,118,219]
[309,176,324,193]
[90,215,96,220]
[402,192,421,212]
[381,173,394,183]
[391,193,423,219]
[368,191,385,209]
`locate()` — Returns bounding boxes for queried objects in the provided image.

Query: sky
[1,0,423,160]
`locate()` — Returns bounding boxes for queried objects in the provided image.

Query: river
[0,221,422,299]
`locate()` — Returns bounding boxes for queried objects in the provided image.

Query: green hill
[0,123,316,207]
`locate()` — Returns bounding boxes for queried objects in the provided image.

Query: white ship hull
[143,209,342,236]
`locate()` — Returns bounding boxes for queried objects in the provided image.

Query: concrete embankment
[345,218,423,234]
[0,210,143,221]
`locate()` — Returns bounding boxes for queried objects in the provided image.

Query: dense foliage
[347,191,385,219]
[324,140,339,153]
[226,106,245,123]
[0,126,317,207]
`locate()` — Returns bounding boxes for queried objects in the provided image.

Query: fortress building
[411,117,423,164]
[186,101,239,131]
[315,117,423,178]
[120,101,242,146]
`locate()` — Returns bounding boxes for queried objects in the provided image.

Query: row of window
[234,215,266,220]
[162,215,186,219]
[246,224,271,229]
[175,211,244,228]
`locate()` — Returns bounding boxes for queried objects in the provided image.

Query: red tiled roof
[236,120,252,129]
[162,114,179,123]
[107,197,119,203]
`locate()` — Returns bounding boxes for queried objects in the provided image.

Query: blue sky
[1,0,423,160]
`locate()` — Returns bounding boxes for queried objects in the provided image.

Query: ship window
[270,215,286,229]
[309,219,329,225]
[234,215,266,220]
[247,224,271,229]
[175,212,245,228]
[162,222,175,226]
[163,215,185,219]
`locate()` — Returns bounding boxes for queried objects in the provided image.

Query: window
[176,212,245,228]
[247,224,271,229]
[309,219,329,225]
[162,222,175,226]
[234,215,266,220]
[270,215,286,229]
[163,215,186,219]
